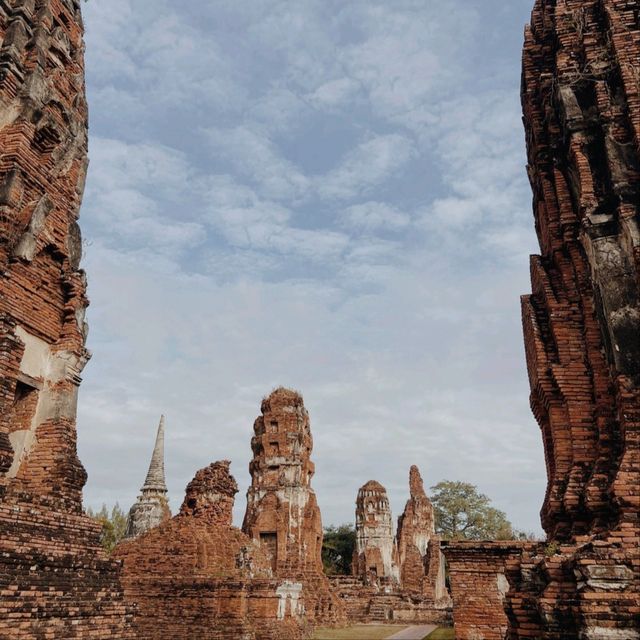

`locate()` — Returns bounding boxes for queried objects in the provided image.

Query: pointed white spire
[142,415,167,494]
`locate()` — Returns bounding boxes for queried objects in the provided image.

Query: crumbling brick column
[242,388,345,626]
[0,1,133,636]
[445,1,640,638]
[352,479,400,585]
[396,465,449,605]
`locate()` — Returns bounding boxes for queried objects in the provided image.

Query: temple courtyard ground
[313,625,453,640]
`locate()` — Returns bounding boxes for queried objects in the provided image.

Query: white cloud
[320,134,416,200]
[77,0,547,536]
[307,77,361,110]
[342,201,410,232]
[208,127,309,201]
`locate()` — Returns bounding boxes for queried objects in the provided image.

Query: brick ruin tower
[116,460,307,639]
[352,480,400,584]
[242,387,344,624]
[515,0,639,635]
[125,414,171,538]
[444,1,640,638]
[396,466,449,605]
[0,1,132,636]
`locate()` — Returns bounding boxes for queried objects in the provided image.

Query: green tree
[430,480,514,541]
[322,524,356,575]
[86,503,128,553]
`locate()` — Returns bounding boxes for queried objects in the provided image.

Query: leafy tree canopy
[430,480,514,541]
[86,503,128,553]
[322,524,356,575]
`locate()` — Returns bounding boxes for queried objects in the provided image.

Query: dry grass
[312,625,409,640]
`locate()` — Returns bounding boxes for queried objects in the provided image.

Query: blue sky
[77,0,546,535]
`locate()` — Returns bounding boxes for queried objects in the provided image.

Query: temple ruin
[352,479,400,584]
[242,387,345,626]
[0,1,133,636]
[116,460,306,639]
[396,466,449,606]
[444,1,640,638]
[1,0,638,638]
[330,470,451,625]
[124,415,171,539]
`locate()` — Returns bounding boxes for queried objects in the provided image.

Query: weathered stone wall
[352,479,400,584]
[0,1,133,636]
[445,1,640,638]
[242,388,345,626]
[116,460,306,640]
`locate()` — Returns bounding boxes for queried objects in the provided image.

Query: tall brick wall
[0,1,133,636]
[445,1,640,638]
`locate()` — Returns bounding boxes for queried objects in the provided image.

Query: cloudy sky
[77,0,546,536]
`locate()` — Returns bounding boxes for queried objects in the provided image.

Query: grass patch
[425,629,455,640]
[313,625,409,640]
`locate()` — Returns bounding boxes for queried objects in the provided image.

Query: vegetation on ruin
[86,504,127,553]
[322,524,356,575]
[430,481,514,540]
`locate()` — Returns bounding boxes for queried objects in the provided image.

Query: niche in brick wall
[9,380,39,433]
[7,377,41,475]
[260,532,278,571]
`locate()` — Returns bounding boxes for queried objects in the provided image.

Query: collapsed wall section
[116,460,306,640]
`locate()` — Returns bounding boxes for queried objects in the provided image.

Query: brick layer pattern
[445,1,640,638]
[0,1,133,637]
[328,576,451,627]
[115,461,306,640]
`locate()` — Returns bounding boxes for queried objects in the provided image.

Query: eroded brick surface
[445,1,640,638]
[342,469,451,625]
[352,479,399,584]
[0,1,133,637]
[242,388,346,627]
[396,466,449,606]
[116,460,306,639]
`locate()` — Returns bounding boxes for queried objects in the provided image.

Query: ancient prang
[242,387,345,625]
[352,480,399,584]
[0,1,133,636]
[444,1,640,638]
[116,460,306,639]
[125,415,171,538]
[333,471,451,625]
[396,466,449,606]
